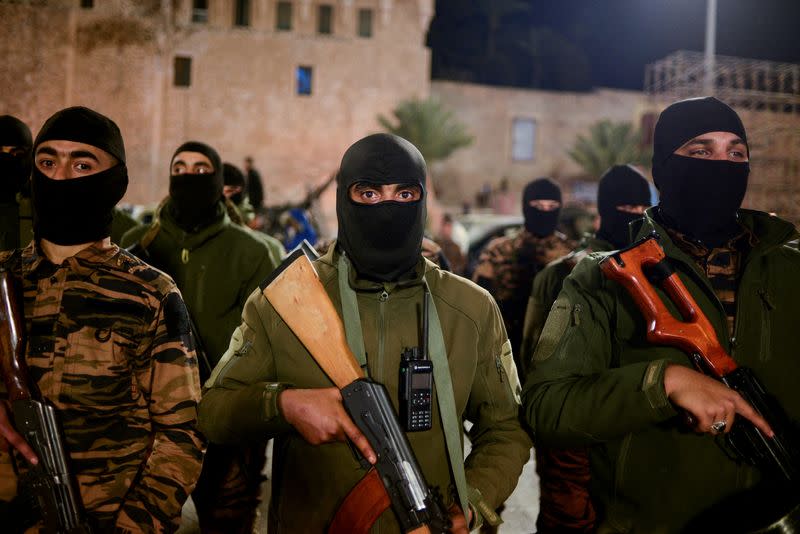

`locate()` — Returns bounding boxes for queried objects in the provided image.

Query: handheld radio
[399,288,433,432]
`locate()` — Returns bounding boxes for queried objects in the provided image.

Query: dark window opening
[192,0,208,23]
[357,8,373,37]
[317,4,332,35]
[296,66,313,96]
[81,0,94,8]
[174,56,192,87]
[276,1,292,31]
[234,0,250,27]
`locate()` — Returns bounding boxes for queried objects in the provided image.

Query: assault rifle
[599,234,800,484]
[260,250,450,534]
[0,267,91,533]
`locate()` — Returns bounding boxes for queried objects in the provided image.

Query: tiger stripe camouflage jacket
[0,241,204,533]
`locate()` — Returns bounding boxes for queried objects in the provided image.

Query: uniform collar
[323,241,428,293]
[23,239,119,277]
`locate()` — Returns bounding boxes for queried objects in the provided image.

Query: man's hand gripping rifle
[260,250,450,534]
[0,267,91,533]
[598,234,799,484]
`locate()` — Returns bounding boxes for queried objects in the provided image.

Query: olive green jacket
[522,209,800,532]
[226,198,286,261]
[199,246,532,533]
[120,200,280,366]
[110,207,140,245]
[520,236,612,377]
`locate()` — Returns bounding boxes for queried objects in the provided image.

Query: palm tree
[568,120,652,179]
[377,98,473,163]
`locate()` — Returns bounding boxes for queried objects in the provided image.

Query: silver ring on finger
[710,420,727,433]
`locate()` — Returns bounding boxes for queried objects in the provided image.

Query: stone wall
[429,81,651,206]
[0,0,433,205]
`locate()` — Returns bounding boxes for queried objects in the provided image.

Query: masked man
[473,177,573,367]
[121,141,280,533]
[0,106,204,532]
[523,97,800,531]
[199,133,531,533]
[0,115,34,251]
[521,164,651,532]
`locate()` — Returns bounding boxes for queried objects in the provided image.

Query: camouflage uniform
[520,236,612,533]
[0,242,204,533]
[663,225,755,336]
[473,229,573,369]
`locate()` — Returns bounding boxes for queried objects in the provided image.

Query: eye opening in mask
[348,181,423,205]
[528,199,561,211]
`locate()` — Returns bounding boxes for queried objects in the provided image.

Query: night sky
[428,0,800,91]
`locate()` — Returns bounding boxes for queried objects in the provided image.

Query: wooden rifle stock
[0,267,35,401]
[260,250,436,534]
[598,236,737,378]
[599,234,800,485]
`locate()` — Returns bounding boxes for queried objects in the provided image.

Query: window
[296,66,313,96]
[276,1,292,31]
[174,56,192,87]
[191,0,208,23]
[512,118,536,161]
[81,0,94,8]
[234,0,250,27]
[357,8,373,37]
[317,4,333,35]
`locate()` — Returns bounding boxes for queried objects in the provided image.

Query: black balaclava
[168,141,223,232]
[0,115,33,203]
[522,178,561,237]
[336,133,427,282]
[31,106,128,246]
[596,165,652,248]
[652,96,749,247]
[223,162,247,205]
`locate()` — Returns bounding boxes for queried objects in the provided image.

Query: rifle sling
[337,254,470,516]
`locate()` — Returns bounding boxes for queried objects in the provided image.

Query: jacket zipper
[572,303,582,326]
[495,356,504,383]
[377,289,388,383]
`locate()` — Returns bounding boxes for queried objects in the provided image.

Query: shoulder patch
[164,292,191,338]
[533,297,571,363]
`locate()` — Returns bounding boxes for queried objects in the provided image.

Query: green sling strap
[337,253,469,516]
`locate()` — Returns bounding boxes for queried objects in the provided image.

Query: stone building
[3,4,798,227]
[0,0,433,205]
[429,81,651,206]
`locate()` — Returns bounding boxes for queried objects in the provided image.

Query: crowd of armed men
[0,95,797,534]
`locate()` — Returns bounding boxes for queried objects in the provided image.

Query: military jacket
[121,200,280,367]
[0,242,204,532]
[110,207,140,245]
[473,229,573,369]
[522,209,800,532]
[520,236,612,376]
[198,246,532,533]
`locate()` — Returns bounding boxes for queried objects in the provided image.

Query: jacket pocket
[61,327,129,406]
